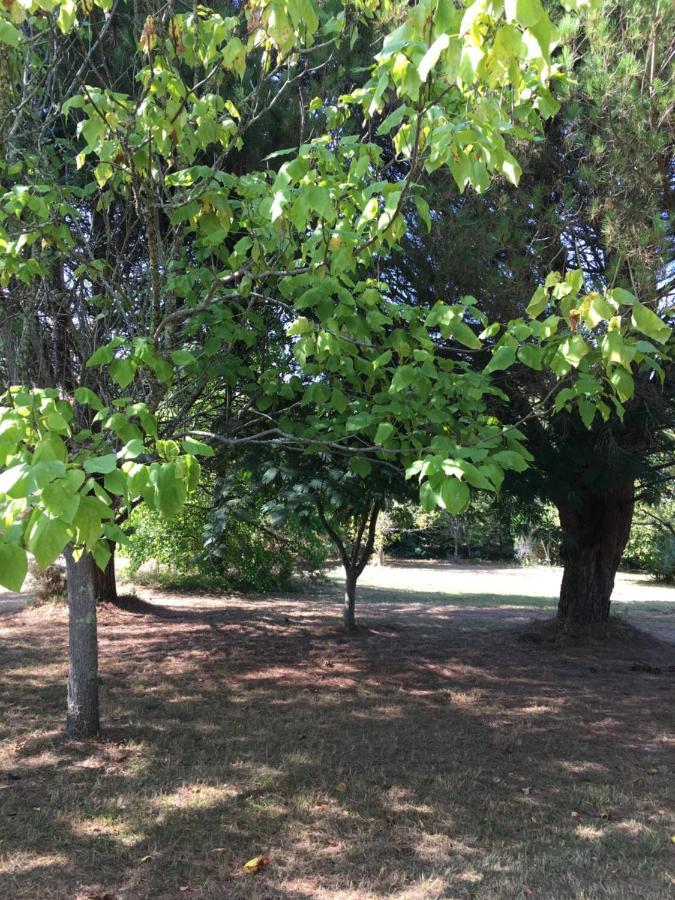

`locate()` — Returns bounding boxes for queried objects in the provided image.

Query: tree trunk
[343,568,357,632]
[557,481,634,634]
[93,542,117,603]
[64,547,100,738]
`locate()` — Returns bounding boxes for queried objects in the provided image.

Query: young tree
[253,452,413,630]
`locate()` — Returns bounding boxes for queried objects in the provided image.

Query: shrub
[124,488,328,593]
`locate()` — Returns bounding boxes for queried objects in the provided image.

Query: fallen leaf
[671,835,675,844]
[336,782,347,792]
[243,855,270,873]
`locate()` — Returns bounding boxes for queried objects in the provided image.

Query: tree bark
[343,567,357,632]
[557,481,635,634]
[64,547,100,738]
[93,541,117,603]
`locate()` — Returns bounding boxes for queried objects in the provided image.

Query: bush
[28,560,67,603]
[622,502,675,582]
[124,488,328,593]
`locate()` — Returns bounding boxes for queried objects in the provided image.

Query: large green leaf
[0,543,28,592]
[485,346,516,374]
[84,453,118,475]
[41,482,81,523]
[28,515,71,569]
[154,464,187,518]
[505,0,544,27]
[440,477,470,514]
[630,303,670,345]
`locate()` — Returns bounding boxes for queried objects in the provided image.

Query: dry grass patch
[0,587,674,899]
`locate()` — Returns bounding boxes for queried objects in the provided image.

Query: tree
[0,386,204,736]
[251,450,413,630]
[386,0,674,632]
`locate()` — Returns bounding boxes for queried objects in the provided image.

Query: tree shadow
[0,596,673,899]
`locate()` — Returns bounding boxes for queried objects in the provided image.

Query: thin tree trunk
[64,546,100,738]
[93,541,117,603]
[343,567,357,632]
[557,481,634,634]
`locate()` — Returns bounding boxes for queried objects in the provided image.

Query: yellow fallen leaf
[671,835,675,844]
[243,855,270,873]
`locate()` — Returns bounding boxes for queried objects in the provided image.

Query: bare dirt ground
[0,563,673,899]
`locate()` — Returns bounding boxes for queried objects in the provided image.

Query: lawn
[0,563,674,899]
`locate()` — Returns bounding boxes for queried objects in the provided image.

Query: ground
[0,562,673,899]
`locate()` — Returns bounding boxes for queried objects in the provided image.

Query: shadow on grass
[0,596,673,899]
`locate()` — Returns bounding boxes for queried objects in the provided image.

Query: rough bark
[557,480,635,634]
[344,568,357,632]
[64,547,100,738]
[93,542,117,603]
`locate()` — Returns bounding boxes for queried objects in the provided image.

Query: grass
[0,572,674,899]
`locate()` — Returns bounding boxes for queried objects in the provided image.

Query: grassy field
[0,563,673,899]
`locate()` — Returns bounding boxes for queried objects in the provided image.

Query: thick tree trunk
[64,547,100,738]
[343,568,357,632]
[557,481,634,634]
[93,542,117,603]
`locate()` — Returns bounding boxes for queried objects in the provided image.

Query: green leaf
[630,303,670,345]
[458,461,494,491]
[331,388,349,415]
[103,469,127,496]
[440,477,470,515]
[0,543,27,591]
[42,482,81,523]
[517,345,544,370]
[109,358,136,389]
[491,450,528,473]
[583,293,614,328]
[611,287,637,307]
[578,399,596,429]
[74,387,104,411]
[485,346,516,374]
[0,19,21,48]
[84,453,117,475]
[350,457,372,478]
[374,422,394,444]
[57,0,77,34]
[346,412,373,432]
[171,350,197,366]
[526,285,548,318]
[419,480,438,512]
[0,464,30,498]
[560,335,590,367]
[72,495,109,549]
[86,341,120,367]
[31,460,66,489]
[448,320,481,350]
[154,464,187,518]
[418,34,449,82]
[92,540,112,572]
[601,332,635,371]
[609,367,634,402]
[181,437,215,458]
[505,0,544,27]
[28,515,72,568]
